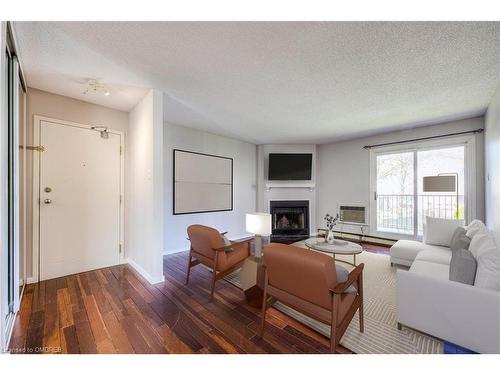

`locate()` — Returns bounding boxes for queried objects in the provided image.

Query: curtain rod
[363,128,483,149]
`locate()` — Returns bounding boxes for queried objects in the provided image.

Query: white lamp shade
[423,175,456,192]
[246,212,272,236]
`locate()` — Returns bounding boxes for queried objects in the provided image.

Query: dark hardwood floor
[9,244,389,354]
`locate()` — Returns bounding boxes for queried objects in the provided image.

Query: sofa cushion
[415,247,452,265]
[450,227,471,252]
[423,216,464,247]
[409,260,450,280]
[470,232,500,290]
[390,240,448,265]
[221,234,234,251]
[465,219,487,239]
[335,264,357,293]
[469,231,497,259]
[449,249,477,285]
[475,248,500,291]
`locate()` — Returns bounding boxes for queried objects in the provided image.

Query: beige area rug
[225,242,443,354]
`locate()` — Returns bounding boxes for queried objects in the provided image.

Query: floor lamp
[422,173,459,219]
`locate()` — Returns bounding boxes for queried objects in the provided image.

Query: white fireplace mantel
[257,144,318,235]
[265,181,316,191]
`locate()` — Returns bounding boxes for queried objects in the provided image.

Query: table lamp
[246,212,272,258]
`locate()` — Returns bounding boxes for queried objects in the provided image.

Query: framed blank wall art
[173,149,233,215]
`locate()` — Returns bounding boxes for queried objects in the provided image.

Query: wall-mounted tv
[268,153,313,180]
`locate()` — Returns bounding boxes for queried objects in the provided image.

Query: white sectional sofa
[390,240,453,267]
[391,219,500,354]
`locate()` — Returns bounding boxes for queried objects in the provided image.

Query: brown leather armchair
[186,224,251,301]
[260,243,364,353]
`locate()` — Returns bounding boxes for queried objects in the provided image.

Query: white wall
[485,84,500,236]
[164,123,257,254]
[317,117,485,236]
[27,88,128,132]
[126,89,164,283]
[256,144,318,235]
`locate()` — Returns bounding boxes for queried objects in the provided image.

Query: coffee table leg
[353,254,356,266]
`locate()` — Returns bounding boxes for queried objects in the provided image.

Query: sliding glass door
[372,139,471,239]
[376,151,415,235]
[3,48,17,332]
[416,146,465,234]
[2,24,26,351]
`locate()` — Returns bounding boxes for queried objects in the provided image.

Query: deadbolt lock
[44,187,52,193]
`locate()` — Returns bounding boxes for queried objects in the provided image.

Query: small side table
[239,256,266,308]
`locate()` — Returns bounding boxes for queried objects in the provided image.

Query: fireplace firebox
[270,200,309,243]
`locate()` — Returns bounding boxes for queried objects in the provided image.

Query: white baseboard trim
[163,247,188,255]
[125,258,165,284]
[26,276,38,285]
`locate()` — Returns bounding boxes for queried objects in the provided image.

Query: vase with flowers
[323,213,339,244]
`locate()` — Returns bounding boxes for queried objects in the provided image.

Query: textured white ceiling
[14,21,500,144]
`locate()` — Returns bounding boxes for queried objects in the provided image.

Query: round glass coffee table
[304,237,363,266]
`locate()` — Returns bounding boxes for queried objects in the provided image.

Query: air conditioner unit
[338,204,368,226]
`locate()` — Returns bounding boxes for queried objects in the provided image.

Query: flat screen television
[268,153,312,180]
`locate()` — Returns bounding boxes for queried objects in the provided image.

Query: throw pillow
[465,219,487,239]
[449,248,477,285]
[470,232,500,290]
[423,216,465,247]
[221,235,234,252]
[335,265,356,293]
[449,227,471,252]
[468,231,497,258]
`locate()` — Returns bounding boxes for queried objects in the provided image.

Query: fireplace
[270,200,310,243]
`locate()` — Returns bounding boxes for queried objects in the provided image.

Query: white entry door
[39,119,122,281]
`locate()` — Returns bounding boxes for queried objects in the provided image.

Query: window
[370,136,475,239]
[376,151,415,235]
[416,146,465,234]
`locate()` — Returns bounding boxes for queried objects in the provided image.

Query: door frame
[31,115,125,283]
[369,134,477,240]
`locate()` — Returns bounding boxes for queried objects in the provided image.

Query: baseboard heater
[317,228,396,247]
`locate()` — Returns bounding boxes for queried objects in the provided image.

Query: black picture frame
[173,149,233,215]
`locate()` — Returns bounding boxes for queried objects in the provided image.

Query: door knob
[44,199,52,204]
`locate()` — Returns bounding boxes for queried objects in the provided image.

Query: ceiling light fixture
[83,79,111,97]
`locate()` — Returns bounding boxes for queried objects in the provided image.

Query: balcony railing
[377,194,464,235]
